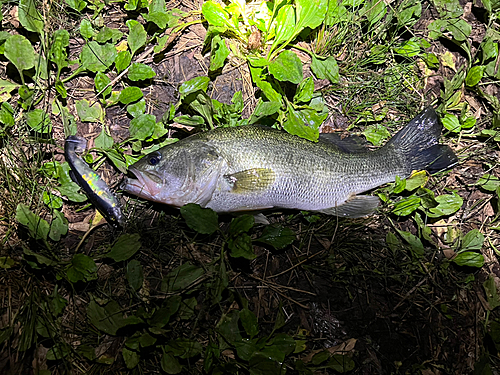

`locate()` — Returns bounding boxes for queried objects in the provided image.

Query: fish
[65,136,124,226]
[121,107,457,218]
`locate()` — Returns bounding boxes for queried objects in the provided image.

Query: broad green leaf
[363,124,390,146]
[106,233,141,262]
[49,209,68,241]
[23,248,57,268]
[0,257,16,269]
[148,295,181,327]
[94,127,114,149]
[161,262,205,293]
[427,192,463,217]
[283,104,325,142]
[294,77,314,103]
[465,66,485,87]
[96,27,123,44]
[95,72,111,98]
[452,252,484,267]
[269,50,303,84]
[178,296,197,320]
[79,19,95,39]
[228,215,254,237]
[122,347,139,369]
[165,339,202,359]
[405,171,428,191]
[128,63,156,81]
[311,55,339,83]
[216,310,242,348]
[18,0,44,34]
[161,351,182,374]
[50,29,70,77]
[26,109,52,133]
[483,276,500,310]
[174,114,205,126]
[365,0,386,26]
[80,42,117,72]
[460,229,484,252]
[202,1,231,28]
[295,0,328,30]
[126,259,144,291]
[257,225,295,249]
[66,254,97,283]
[16,203,50,240]
[441,113,461,132]
[392,196,420,216]
[240,308,259,338]
[144,11,175,29]
[179,76,210,98]
[432,0,463,18]
[0,79,20,101]
[129,113,156,140]
[249,99,281,123]
[87,299,142,335]
[127,99,146,118]
[272,5,296,46]
[115,50,132,73]
[119,86,143,104]
[398,229,425,257]
[180,203,219,234]
[57,182,87,202]
[476,174,500,191]
[43,191,63,210]
[65,0,86,12]
[127,20,147,55]
[228,233,255,259]
[327,354,356,372]
[5,34,36,73]
[210,35,230,71]
[75,99,102,122]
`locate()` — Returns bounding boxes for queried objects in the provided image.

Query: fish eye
[147,152,161,166]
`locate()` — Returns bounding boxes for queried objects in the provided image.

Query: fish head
[122,142,224,207]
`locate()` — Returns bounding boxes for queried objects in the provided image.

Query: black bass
[122,107,457,218]
[65,136,124,226]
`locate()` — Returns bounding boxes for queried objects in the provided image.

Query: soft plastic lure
[65,135,124,226]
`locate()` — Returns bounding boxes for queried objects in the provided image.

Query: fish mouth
[121,167,162,200]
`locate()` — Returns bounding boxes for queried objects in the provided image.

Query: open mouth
[121,167,162,199]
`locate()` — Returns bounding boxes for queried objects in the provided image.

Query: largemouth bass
[122,107,457,218]
[65,136,124,226]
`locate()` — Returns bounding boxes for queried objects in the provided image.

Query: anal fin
[317,195,380,218]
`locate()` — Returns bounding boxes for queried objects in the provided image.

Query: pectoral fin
[317,195,380,218]
[224,168,276,193]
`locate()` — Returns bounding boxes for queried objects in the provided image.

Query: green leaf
[127,20,147,55]
[250,99,282,123]
[80,42,117,72]
[57,182,87,202]
[240,308,259,338]
[477,174,500,191]
[165,338,202,359]
[397,229,425,257]
[96,27,123,44]
[115,50,132,73]
[0,257,16,269]
[5,34,36,73]
[161,351,182,374]
[228,215,254,237]
[66,254,97,283]
[122,347,140,369]
[441,113,461,133]
[75,99,102,122]
[25,109,52,133]
[119,86,143,104]
[43,191,63,210]
[129,113,156,140]
[210,35,230,71]
[483,275,500,310]
[179,76,210,99]
[16,204,49,240]
[405,171,428,191]
[65,0,86,12]
[202,1,231,28]
[257,225,295,249]
[95,71,112,98]
[272,5,296,47]
[0,102,14,128]
[18,0,44,34]
[327,354,356,372]
[126,259,144,291]
[94,126,114,150]
[127,99,146,118]
[465,66,485,87]
[180,203,219,234]
[365,0,386,26]
[228,233,256,259]
[87,299,142,335]
[452,252,484,267]
[460,229,484,252]
[106,233,141,262]
[50,29,70,77]
[295,0,328,30]
[269,50,303,84]
[311,55,339,83]
[161,262,205,293]
[294,77,314,103]
[393,40,420,58]
[427,192,463,217]
[363,124,390,146]
[283,104,324,142]
[79,19,95,39]
[49,209,68,241]
[148,296,181,327]
[128,63,156,81]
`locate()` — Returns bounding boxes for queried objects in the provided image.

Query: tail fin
[386,107,457,173]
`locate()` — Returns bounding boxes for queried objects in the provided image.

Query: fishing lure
[65,135,124,226]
